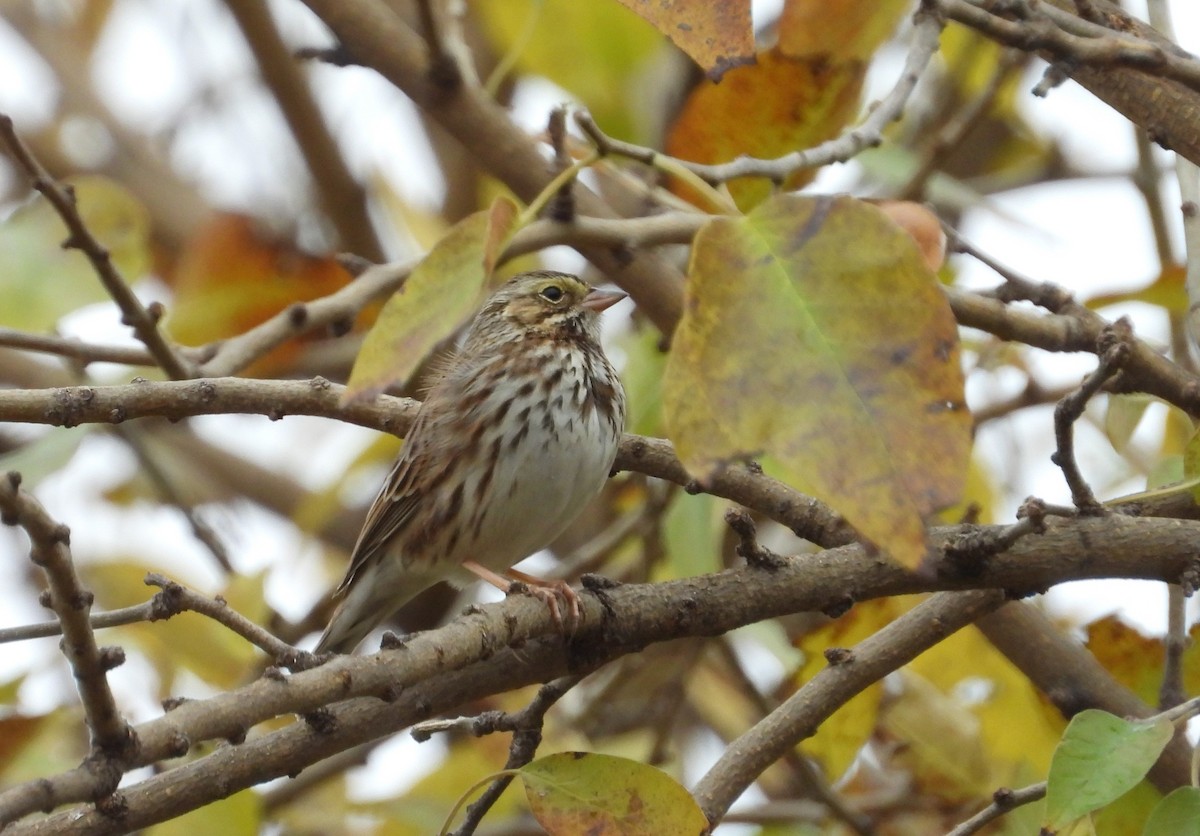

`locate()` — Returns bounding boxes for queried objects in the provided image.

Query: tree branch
[0,328,161,367]
[693,589,1007,825]
[934,0,1200,166]
[0,474,135,761]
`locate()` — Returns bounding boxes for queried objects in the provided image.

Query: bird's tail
[314,597,381,655]
[314,565,449,654]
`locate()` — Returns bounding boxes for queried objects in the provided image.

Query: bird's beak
[581,288,627,313]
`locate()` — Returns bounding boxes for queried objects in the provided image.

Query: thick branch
[977,602,1197,792]
[936,0,1200,166]
[693,589,1007,825]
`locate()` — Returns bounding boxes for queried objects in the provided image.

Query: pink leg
[462,561,578,630]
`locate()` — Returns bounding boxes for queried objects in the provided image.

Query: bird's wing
[334,354,489,595]
[334,413,434,593]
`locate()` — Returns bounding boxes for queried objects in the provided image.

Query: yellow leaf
[883,671,993,799]
[343,196,519,403]
[520,752,708,835]
[1104,394,1154,455]
[0,708,87,785]
[1086,264,1187,314]
[0,174,150,330]
[794,597,912,778]
[663,193,971,568]
[612,0,754,81]
[147,789,260,836]
[909,625,1062,778]
[1085,616,1169,707]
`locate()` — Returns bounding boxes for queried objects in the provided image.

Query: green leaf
[0,430,90,486]
[1144,787,1200,836]
[1104,394,1152,455]
[343,196,519,403]
[475,0,664,142]
[0,175,151,330]
[1043,709,1174,830]
[520,752,708,835]
[663,194,971,569]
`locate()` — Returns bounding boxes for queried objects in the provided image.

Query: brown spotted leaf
[778,0,909,61]
[613,0,754,81]
[662,193,970,569]
[520,752,707,835]
[343,196,519,404]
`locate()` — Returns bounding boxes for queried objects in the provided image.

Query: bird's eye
[540,285,565,302]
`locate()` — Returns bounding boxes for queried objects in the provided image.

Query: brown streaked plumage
[316,271,627,654]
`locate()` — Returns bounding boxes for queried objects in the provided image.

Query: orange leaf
[778,0,909,61]
[666,48,863,207]
[165,214,352,376]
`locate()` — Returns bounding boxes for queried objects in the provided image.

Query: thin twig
[1131,129,1176,270]
[0,572,307,667]
[1161,584,1189,709]
[574,7,944,185]
[545,106,575,223]
[971,378,1077,427]
[196,258,415,377]
[0,601,155,644]
[447,674,585,836]
[112,427,233,572]
[143,573,310,668]
[899,48,1026,200]
[1052,322,1132,514]
[0,328,161,367]
[0,114,193,380]
[0,472,136,760]
[945,782,1047,836]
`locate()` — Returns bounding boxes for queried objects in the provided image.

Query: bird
[315,270,627,653]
